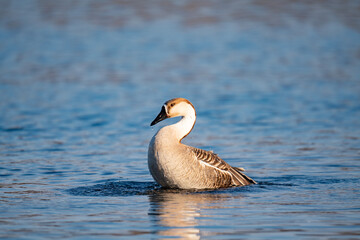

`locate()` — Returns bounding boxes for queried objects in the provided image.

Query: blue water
[1,1,360,239]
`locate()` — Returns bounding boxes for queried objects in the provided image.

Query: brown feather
[191,147,256,187]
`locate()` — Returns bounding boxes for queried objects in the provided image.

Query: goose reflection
[148,190,235,239]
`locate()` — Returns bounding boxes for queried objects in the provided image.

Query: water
[1,1,360,239]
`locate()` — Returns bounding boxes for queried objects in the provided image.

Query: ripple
[66,180,260,196]
[67,181,159,196]
[1,126,25,132]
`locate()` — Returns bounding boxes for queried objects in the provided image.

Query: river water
[1,1,360,239]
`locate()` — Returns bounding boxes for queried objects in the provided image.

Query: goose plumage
[148,98,256,189]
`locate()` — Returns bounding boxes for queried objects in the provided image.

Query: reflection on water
[68,181,236,239]
[149,190,233,240]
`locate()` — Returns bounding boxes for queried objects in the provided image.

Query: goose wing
[191,147,231,171]
[191,147,256,186]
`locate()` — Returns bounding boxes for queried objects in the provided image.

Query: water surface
[1,1,360,239]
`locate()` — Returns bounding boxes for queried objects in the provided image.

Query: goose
[148,98,256,190]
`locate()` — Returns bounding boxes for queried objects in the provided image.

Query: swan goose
[148,98,256,189]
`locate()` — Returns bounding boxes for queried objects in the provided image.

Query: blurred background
[1,1,360,239]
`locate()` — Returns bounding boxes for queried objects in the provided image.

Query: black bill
[150,106,168,126]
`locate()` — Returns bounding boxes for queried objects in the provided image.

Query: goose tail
[230,167,257,186]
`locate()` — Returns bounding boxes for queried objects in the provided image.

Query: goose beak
[151,106,168,126]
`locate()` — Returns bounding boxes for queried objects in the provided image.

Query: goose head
[151,98,196,126]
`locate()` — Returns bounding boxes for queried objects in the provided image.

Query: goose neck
[169,112,196,142]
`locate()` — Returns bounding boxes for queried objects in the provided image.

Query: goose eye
[170,103,175,107]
